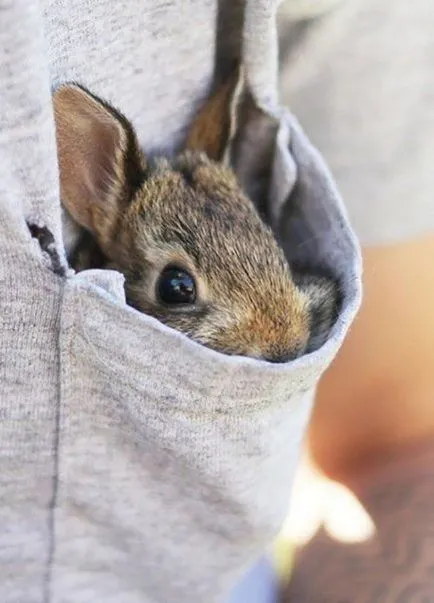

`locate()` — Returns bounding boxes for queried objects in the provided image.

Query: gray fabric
[278,0,434,246]
[281,0,346,18]
[0,1,361,602]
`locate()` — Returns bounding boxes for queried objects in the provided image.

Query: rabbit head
[53,71,337,362]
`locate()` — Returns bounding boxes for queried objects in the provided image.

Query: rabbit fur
[53,68,338,362]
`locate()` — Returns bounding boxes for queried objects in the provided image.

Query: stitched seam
[43,276,68,603]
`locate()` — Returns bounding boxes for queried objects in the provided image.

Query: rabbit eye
[157,265,196,305]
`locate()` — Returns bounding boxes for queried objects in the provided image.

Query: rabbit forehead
[129,166,293,293]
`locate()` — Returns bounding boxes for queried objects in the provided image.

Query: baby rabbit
[53,69,338,362]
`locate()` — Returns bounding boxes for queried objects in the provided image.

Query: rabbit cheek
[193,299,311,361]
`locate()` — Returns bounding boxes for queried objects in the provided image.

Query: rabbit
[53,67,338,362]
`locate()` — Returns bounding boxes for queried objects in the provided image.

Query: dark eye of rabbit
[157,266,197,305]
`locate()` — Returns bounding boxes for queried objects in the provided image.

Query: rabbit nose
[263,345,305,364]
[263,352,296,364]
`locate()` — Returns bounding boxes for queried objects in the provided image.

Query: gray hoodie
[0,1,361,601]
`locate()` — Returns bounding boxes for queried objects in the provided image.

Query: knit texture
[0,1,361,602]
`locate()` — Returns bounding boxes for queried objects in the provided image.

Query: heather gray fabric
[281,0,346,18]
[278,0,434,246]
[0,1,360,602]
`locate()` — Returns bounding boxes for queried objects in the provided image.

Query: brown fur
[53,77,338,362]
[184,66,241,162]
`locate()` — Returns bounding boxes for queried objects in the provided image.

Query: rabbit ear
[53,84,145,247]
[185,65,279,215]
[184,65,243,163]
